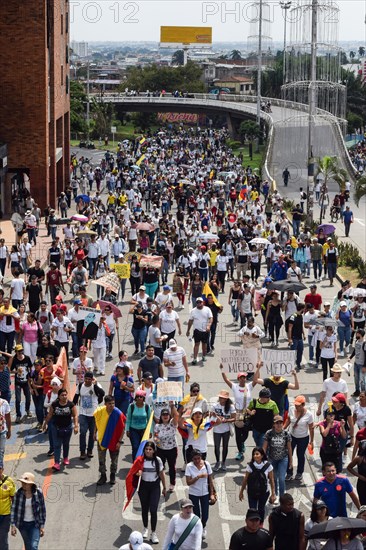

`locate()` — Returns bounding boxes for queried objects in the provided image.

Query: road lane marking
[4,452,27,462]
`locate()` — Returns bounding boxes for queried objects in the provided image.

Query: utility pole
[280,1,292,84]
[256,0,263,153]
[307,0,318,226]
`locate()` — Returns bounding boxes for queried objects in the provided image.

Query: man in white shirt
[111,235,127,262]
[186,297,213,365]
[73,371,104,460]
[10,272,25,309]
[51,311,73,363]
[24,210,37,244]
[96,233,110,264]
[163,339,189,388]
[68,299,84,358]
[316,364,348,414]
[155,286,173,312]
[87,236,99,278]
[304,303,320,365]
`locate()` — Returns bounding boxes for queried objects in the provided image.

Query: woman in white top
[162,498,203,550]
[304,501,331,550]
[211,390,235,472]
[353,391,366,430]
[220,365,256,461]
[185,449,216,541]
[103,305,118,359]
[178,408,213,463]
[159,303,181,351]
[137,441,166,545]
[215,250,229,292]
[284,395,314,481]
[154,404,178,492]
[319,325,338,381]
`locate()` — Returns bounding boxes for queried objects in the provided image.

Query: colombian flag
[139,136,147,146]
[123,410,154,511]
[94,406,126,451]
[136,154,145,167]
[202,281,222,308]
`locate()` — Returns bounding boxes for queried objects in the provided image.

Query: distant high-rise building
[71,40,89,58]
[0,1,70,213]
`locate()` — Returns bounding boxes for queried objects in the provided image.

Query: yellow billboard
[160,26,212,48]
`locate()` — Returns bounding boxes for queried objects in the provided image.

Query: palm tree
[230,49,242,60]
[354,175,366,205]
[316,156,339,223]
[172,50,184,65]
[349,50,356,61]
[359,46,365,58]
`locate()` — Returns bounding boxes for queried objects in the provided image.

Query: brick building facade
[0,1,70,214]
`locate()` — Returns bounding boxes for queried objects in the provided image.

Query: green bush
[334,238,366,276]
[227,140,242,149]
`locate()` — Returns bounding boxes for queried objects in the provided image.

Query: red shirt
[40,366,64,394]
[356,427,366,442]
[46,270,63,287]
[304,292,322,310]
[50,304,68,317]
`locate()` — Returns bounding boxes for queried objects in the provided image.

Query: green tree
[230,49,242,60]
[354,175,366,206]
[316,156,339,223]
[239,120,260,143]
[172,50,184,65]
[70,80,88,134]
[359,46,365,58]
[122,61,205,93]
[131,112,157,132]
[349,50,356,61]
[90,98,115,138]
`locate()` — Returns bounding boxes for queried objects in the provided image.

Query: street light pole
[307,0,318,226]
[280,1,292,84]
[86,59,90,143]
[256,0,263,153]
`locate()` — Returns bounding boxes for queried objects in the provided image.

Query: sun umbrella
[213,180,225,186]
[308,517,366,540]
[76,228,98,237]
[92,300,122,319]
[317,224,336,235]
[71,214,89,223]
[135,222,155,232]
[348,288,366,298]
[198,232,219,241]
[131,165,141,171]
[249,237,270,246]
[268,279,307,293]
[75,194,91,204]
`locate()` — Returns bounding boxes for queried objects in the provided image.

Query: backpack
[130,403,149,416]
[247,461,270,499]
[323,431,341,455]
[199,256,208,269]
[301,191,307,200]
[77,382,104,404]
[275,222,281,233]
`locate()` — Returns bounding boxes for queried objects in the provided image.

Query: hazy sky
[70,0,366,45]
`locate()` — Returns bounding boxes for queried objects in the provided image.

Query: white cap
[340,301,347,307]
[127,531,143,550]
[169,338,177,349]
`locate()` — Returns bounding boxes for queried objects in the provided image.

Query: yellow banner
[111,263,131,279]
[160,26,212,45]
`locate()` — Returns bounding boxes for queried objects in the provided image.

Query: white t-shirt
[163,513,203,550]
[163,347,186,377]
[159,310,179,334]
[211,402,235,434]
[11,279,25,300]
[185,461,212,496]
[319,332,337,359]
[322,378,348,409]
[304,311,320,337]
[189,306,213,332]
[51,317,73,343]
[216,256,229,271]
[120,544,152,550]
[287,406,314,438]
[141,457,163,482]
[231,382,253,410]
[76,382,101,416]
[287,266,301,281]
[245,460,273,492]
[353,403,366,429]
[155,292,173,311]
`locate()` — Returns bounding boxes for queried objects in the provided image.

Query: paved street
[3,159,361,549]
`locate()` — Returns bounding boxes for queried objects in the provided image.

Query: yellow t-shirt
[208,249,219,267]
[119,194,128,206]
[107,195,116,205]
[322,242,330,258]
[0,475,16,515]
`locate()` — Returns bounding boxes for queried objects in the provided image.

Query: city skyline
[70,1,366,44]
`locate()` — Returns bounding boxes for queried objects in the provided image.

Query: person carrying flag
[93,395,126,486]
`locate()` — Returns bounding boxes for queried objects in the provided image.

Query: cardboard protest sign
[262,349,296,377]
[181,396,198,418]
[91,272,120,294]
[140,254,164,269]
[111,263,131,279]
[124,251,141,262]
[156,381,183,403]
[220,348,258,374]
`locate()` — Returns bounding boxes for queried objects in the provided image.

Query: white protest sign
[220,348,257,374]
[262,349,296,377]
[156,381,183,403]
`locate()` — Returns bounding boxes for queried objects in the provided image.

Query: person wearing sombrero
[10,472,46,550]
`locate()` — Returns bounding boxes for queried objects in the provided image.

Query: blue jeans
[231,303,239,322]
[32,392,44,425]
[87,257,97,278]
[338,325,351,352]
[291,338,304,369]
[15,384,31,418]
[199,268,209,282]
[307,334,314,361]
[0,432,6,468]
[51,423,72,464]
[287,435,309,476]
[19,521,40,550]
[120,278,127,300]
[0,514,10,550]
[354,363,364,393]
[312,259,322,279]
[79,415,95,454]
[190,493,210,528]
[248,491,269,524]
[131,326,147,353]
[293,219,300,236]
[105,332,115,354]
[271,456,288,496]
[129,427,145,461]
[71,332,83,358]
[253,429,265,449]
